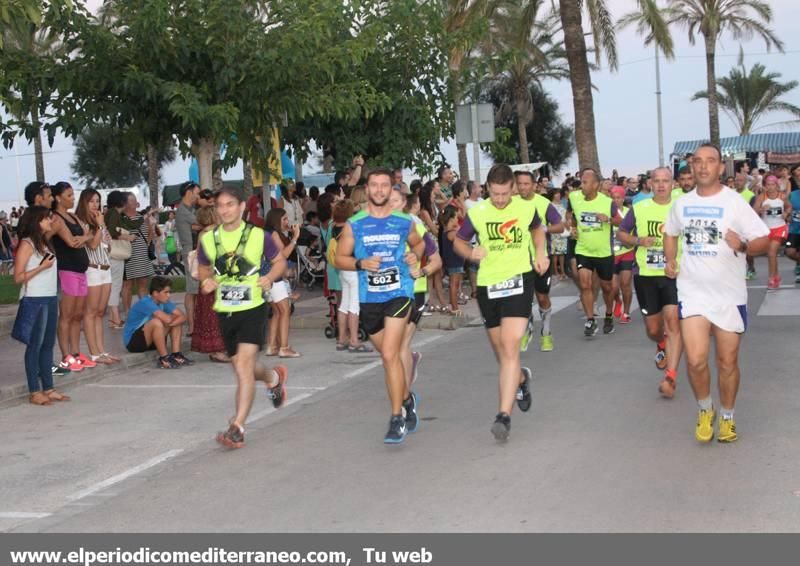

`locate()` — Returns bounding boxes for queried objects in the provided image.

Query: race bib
[487,274,524,299]
[367,267,401,293]
[646,248,666,268]
[220,285,252,307]
[766,206,783,217]
[684,223,719,250]
[792,210,800,223]
[580,212,601,229]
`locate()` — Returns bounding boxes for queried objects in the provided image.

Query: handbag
[11,297,45,345]
[148,240,156,261]
[109,228,132,261]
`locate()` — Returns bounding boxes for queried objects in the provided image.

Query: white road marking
[67,449,184,501]
[0,512,52,519]
[757,287,800,316]
[87,384,326,390]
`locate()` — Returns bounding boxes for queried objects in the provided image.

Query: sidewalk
[0,289,473,406]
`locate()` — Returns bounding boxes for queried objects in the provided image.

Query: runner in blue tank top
[785,189,800,283]
[336,168,426,445]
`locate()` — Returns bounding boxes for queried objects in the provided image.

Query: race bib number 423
[367,267,401,293]
[220,285,252,307]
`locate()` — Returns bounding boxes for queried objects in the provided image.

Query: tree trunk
[559,0,601,174]
[146,143,159,209]
[31,106,45,182]
[457,144,470,181]
[515,89,530,164]
[212,146,223,191]
[242,156,254,197]
[192,138,215,190]
[294,153,303,183]
[704,34,721,148]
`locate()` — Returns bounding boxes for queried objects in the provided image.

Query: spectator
[197,189,215,209]
[105,190,136,329]
[123,276,192,369]
[163,210,184,275]
[303,185,319,215]
[121,192,156,314]
[318,192,341,301]
[280,183,305,227]
[437,164,455,199]
[0,212,13,275]
[175,181,200,335]
[24,181,53,209]
[265,208,301,358]
[331,199,369,352]
[14,206,70,404]
[350,186,367,213]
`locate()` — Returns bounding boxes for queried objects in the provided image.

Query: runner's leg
[680,316,713,402]
[712,325,742,412]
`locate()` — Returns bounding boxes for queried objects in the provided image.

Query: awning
[509,162,548,173]
[672,133,800,157]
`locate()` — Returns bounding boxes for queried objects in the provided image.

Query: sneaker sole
[271,365,289,408]
[216,432,244,449]
[717,435,738,443]
[491,421,510,442]
[383,433,406,445]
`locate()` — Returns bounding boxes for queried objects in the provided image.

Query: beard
[369,195,389,207]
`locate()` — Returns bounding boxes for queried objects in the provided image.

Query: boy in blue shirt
[123,276,192,369]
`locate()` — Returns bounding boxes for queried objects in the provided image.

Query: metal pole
[471,103,481,183]
[655,44,665,167]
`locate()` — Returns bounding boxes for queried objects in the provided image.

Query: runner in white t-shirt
[663,144,770,444]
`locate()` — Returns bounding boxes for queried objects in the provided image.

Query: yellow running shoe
[540,335,554,352]
[695,408,715,443]
[718,416,738,443]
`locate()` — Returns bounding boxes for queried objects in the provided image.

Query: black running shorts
[575,254,614,281]
[359,297,413,336]
[567,238,577,259]
[217,303,268,358]
[532,262,552,295]
[634,275,678,317]
[126,325,155,353]
[477,271,535,329]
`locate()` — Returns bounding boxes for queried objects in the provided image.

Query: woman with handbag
[76,189,120,364]
[13,206,71,405]
[105,191,135,329]
[121,193,155,315]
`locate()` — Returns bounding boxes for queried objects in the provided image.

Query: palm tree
[692,49,800,135]
[666,0,783,147]
[485,0,569,163]
[558,0,617,173]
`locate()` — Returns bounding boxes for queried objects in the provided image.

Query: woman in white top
[755,175,792,289]
[14,206,71,405]
[77,189,120,364]
[279,183,305,227]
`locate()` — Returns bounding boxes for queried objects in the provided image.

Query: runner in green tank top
[616,167,684,399]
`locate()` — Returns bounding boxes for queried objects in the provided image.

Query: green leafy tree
[692,49,800,135]
[666,0,783,147]
[482,81,574,170]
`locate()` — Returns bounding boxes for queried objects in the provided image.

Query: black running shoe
[603,315,615,335]
[403,392,419,433]
[584,319,598,338]
[384,414,407,444]
[491,413,511,442]
[516,367,532,412]
[170,352,195,366]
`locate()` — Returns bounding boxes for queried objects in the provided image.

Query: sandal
[102,352,121,363]
[109,322,124,330]
[336,343,349,351]
[279,347,301,358]
[170,352,195,366]
[448,308,463,317]
[209,353,230,363]
[91,354,113,365]
[44,389,71,402]
[157,355,180,370]
[29,391,52,406]
[216,423,245,449]
[265,346,278,357]
[348,344,374,353]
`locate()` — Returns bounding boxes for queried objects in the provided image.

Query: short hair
[334,171,347,185]
[317,193,335,223]
[514,171,536,182]
[179,181,199,197]
[697,143,722,161]
[24,181,49,207]
[678,167,693,177]
[106,190,126,209]
[366,168,392,184]
[580,168,599,181]
[324,183,340,195]
[149,276,172,294]
[216,186,243,203]
[486,164,514,186]
[333,199,354,223]
[305,211,318,223]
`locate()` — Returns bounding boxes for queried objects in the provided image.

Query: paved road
[3,259,800,533]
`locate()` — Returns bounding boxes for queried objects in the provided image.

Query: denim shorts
[447,266,465,275]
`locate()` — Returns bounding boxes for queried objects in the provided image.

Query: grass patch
[0,274,186,305]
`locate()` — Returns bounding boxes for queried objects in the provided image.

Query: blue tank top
[349,210,414,303]
[790,191,800,234]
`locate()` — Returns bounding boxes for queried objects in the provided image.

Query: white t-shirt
[664,186,769,308]
[465,197,483,211]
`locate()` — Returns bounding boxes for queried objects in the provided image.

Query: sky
[1,0,799,209]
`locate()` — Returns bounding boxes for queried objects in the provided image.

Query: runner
[733,173,758,280]
[454,164,549,441]
[617,167,682,397]
[754,175,791,290]
[568,168,620,337]
[515,171,564,352]
[673,167,694,199]
[196,187,289,449]
[785,187,800,283]
[610,186,634,324]
[663,144,769,443]
[336,169,427,444]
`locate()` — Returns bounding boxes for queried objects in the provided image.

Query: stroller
[323,290,367,342]
[296,244,326,290]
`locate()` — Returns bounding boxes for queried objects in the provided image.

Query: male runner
[617,167,683,398]
[664,144,769,443]
[515,171,564,352]
[454,164,549,441]
[672,167,694,199]
[197,187,289,449]
[336,169,426,444]
[568,168,620,337]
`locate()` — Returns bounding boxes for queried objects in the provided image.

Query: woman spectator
[14,206,71,404]
[76,189,120,365]
[550,189,568,280]
[121,192,155,314]
[349,186,367,213]
[447,180,467,222]
[331,199,371,352]
[50,182,93,372]
[163,210,184,275]
[105,191,136,328]
[265,208,301,358]
[418,182,447,312]
[318,192,341,303]
[280,183,305,227]
[439,206,463,315]
[303,185,319,215]
[409,179,422,196]
[190,206,229,363]
[10,210,20,233]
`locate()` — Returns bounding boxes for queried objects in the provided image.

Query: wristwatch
[738,240,748,254]
[355,259,363,271]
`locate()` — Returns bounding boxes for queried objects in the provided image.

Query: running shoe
[267,365,288,409]
[169,352,195,366]
[516,367,532,412]
[584,319,598,338]
[717,416,738,443]
[75,353,96,368]
[410,351,421,386]
[619,313,631,324]
[602,316,615,335]
[767,276,779,290]
[61,355,83,372]
[540,334,554,352]
[216,423,245,449]
[654,342,667,370]
[403,392,419,433]
[384,414,407,444]
[695,408,715,443]
[491,413,511,442]
[520,314,535,352]
[52,364,71,378]
[613,299,622,319]
[658,376,676,399]
[157,355,180,369]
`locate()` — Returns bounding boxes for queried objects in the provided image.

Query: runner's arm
[335,223,358,270]
[407,224,425,261]
[545,204,565,234]
[260,234,287,288]
[453,216,479,260]
[616,208,639,247]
